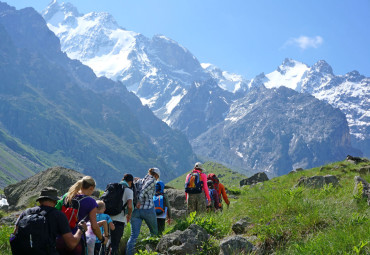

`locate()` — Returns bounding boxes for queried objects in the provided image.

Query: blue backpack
[185,171,203,194]
[154,181,165,215]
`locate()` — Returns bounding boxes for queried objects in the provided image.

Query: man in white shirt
[110,174,133,255]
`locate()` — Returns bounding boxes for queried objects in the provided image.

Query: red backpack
[61,195,88,229]
[207,173,220,192]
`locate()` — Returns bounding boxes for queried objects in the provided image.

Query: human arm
[219,183,230,206]
[62,221,87,250]
[184,174,190,200]
[97,220,108,238]
[126,198,133,222]
[109,221,115,231]
[201,174,212,203]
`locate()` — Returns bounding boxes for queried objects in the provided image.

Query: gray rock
[3,166,92,209]
[219,236,254,255]
[354,176,370,205]
[240,172,269,187]
[232,217,251,234]
[166,188,187,219]
[156,224,209,254]
[295,175,339,188]
[0,211,22,226]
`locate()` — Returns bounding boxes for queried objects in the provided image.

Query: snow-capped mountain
[201,63,250,93]
[255,58,369,156]
[42,1,244,124]
[40,1,367,176]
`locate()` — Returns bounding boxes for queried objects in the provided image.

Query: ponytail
[66,176,96,203]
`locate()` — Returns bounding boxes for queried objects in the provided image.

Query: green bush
[0,225,13,255]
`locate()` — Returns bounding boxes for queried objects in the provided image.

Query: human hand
[227,203,230,209]
[207,201,211,206]
[136,202,141,209]
[166,218,172,225]
[126,214,132,223]
[78,221,87,232]
[103,236,108,245]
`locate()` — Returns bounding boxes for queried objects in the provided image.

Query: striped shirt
[138,174,156,210]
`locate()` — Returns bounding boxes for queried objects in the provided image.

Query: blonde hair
[148,168,155,176]
[66,176,96,203]
[96,200,105,211]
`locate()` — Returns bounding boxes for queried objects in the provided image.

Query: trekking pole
[80,220,88,255]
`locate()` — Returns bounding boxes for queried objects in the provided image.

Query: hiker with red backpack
[185,162,211,213]
[10,187,87,255]
[55,176,107,254]
[154,181,172,235]
[207,173,230,209]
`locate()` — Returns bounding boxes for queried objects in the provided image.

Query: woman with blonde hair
[57,176,108,254]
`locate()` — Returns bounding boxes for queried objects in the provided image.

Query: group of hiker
[9,162,229,255]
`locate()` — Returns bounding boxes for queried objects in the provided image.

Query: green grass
[1,160,369,254]
[162,160,370,254]
[167,161,248,189]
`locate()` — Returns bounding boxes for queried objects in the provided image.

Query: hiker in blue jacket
[154,181,172,235]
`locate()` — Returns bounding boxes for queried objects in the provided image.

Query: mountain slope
[192,86,360,176]
[257,59,369,157]
[0,2,197,188]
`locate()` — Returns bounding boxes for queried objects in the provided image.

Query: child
[207,180,221,212]
[154,181,172,235]
[95,200,115,255]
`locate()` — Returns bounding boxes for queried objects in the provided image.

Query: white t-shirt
[110,186,133,224]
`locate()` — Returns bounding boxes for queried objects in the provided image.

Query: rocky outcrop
[3,166,88,209]
[346,155,369,164]
[354,176,370,205]
[232,217,251,234]
[156,224,209,254]
[295,175,339,188]
[240,172,269,187]
[219,236,254,255]
[166,188,187,219]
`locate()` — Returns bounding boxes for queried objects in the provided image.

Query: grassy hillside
[1,159,369,254]
[167,161,248,189]
[160,160,370,254]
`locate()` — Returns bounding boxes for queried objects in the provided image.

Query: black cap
[123,174,134,182]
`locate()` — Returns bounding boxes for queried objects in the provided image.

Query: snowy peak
[42,1,81,26]
[264,59,309,90]
[311,60,333,75]
[201,63,249,93]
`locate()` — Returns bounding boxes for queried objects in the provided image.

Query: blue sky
[4,0,370,79]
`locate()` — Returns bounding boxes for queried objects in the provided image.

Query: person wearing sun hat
[11,187,87,255]
[126,168,160,255]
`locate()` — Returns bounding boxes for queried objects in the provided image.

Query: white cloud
[284,36,323,50]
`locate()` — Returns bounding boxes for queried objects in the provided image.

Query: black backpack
[10,207,54,255]
[100,183,125,216]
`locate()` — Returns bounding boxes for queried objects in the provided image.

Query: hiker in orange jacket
[185,162,211,213]
[207,173,230,209]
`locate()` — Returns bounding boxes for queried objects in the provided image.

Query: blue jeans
[126,208,158,255]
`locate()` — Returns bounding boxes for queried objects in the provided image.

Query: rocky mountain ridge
[0,1,197,188]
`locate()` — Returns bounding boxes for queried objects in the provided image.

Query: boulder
[3,166,95,209]
[354,176,370,205]
[295,175,339,188]
[156,224,209,254]
[240,172,269,187]
[346,155,369,164]
[219,236,254,255]
[166,188,187,219]
[232,217,251,234]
